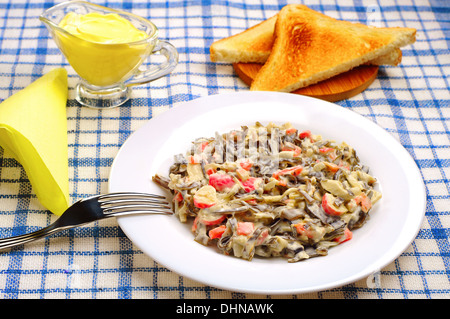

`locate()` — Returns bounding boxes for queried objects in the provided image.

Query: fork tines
[98,192,173,215]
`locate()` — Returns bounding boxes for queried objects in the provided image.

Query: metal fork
[0,192,172,251]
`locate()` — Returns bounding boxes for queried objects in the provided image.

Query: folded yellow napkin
[0,68,69,215]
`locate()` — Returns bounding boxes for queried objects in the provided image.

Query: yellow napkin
[0,68,69,215]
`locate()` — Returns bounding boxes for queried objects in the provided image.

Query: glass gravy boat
[40,1,178,109]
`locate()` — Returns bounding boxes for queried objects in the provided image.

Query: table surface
[0,0,448,299]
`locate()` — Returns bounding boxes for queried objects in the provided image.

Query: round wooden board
[233,63,379,102]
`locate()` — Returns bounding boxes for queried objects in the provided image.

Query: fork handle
[0,224,66,250]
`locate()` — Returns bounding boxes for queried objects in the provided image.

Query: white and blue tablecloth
[0,0,448,299]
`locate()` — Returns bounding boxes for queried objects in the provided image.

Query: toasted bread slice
[210,12,403,66]
[210,15,277,63]
[250,4,416,92]
[370,47,403,65]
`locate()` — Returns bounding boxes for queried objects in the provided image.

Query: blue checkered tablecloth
[0,0,448,299]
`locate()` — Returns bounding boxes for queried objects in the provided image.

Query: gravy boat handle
[126,40,179,87]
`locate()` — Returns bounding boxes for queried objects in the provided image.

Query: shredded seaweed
[153,123,382,262]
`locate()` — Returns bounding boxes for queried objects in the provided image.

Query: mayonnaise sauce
[58,12,148,44]
[55,12,153,86]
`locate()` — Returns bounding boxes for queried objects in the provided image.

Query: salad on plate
[153,122,382,263]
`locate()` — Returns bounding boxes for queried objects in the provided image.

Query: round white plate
[108,92,426,294]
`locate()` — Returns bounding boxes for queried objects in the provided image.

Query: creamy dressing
[59,12,148,44]
[54,12,153,86]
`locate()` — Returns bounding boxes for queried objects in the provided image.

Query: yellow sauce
[55,12,153,86]
[59,12,148,44]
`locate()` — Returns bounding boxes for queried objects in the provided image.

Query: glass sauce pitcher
[40,1,178,109]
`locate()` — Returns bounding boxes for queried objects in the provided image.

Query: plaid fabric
[0,0,448,299]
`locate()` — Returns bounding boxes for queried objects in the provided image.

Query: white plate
[108,92,426,294]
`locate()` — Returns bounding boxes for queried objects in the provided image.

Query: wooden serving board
[233,63,379,102]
